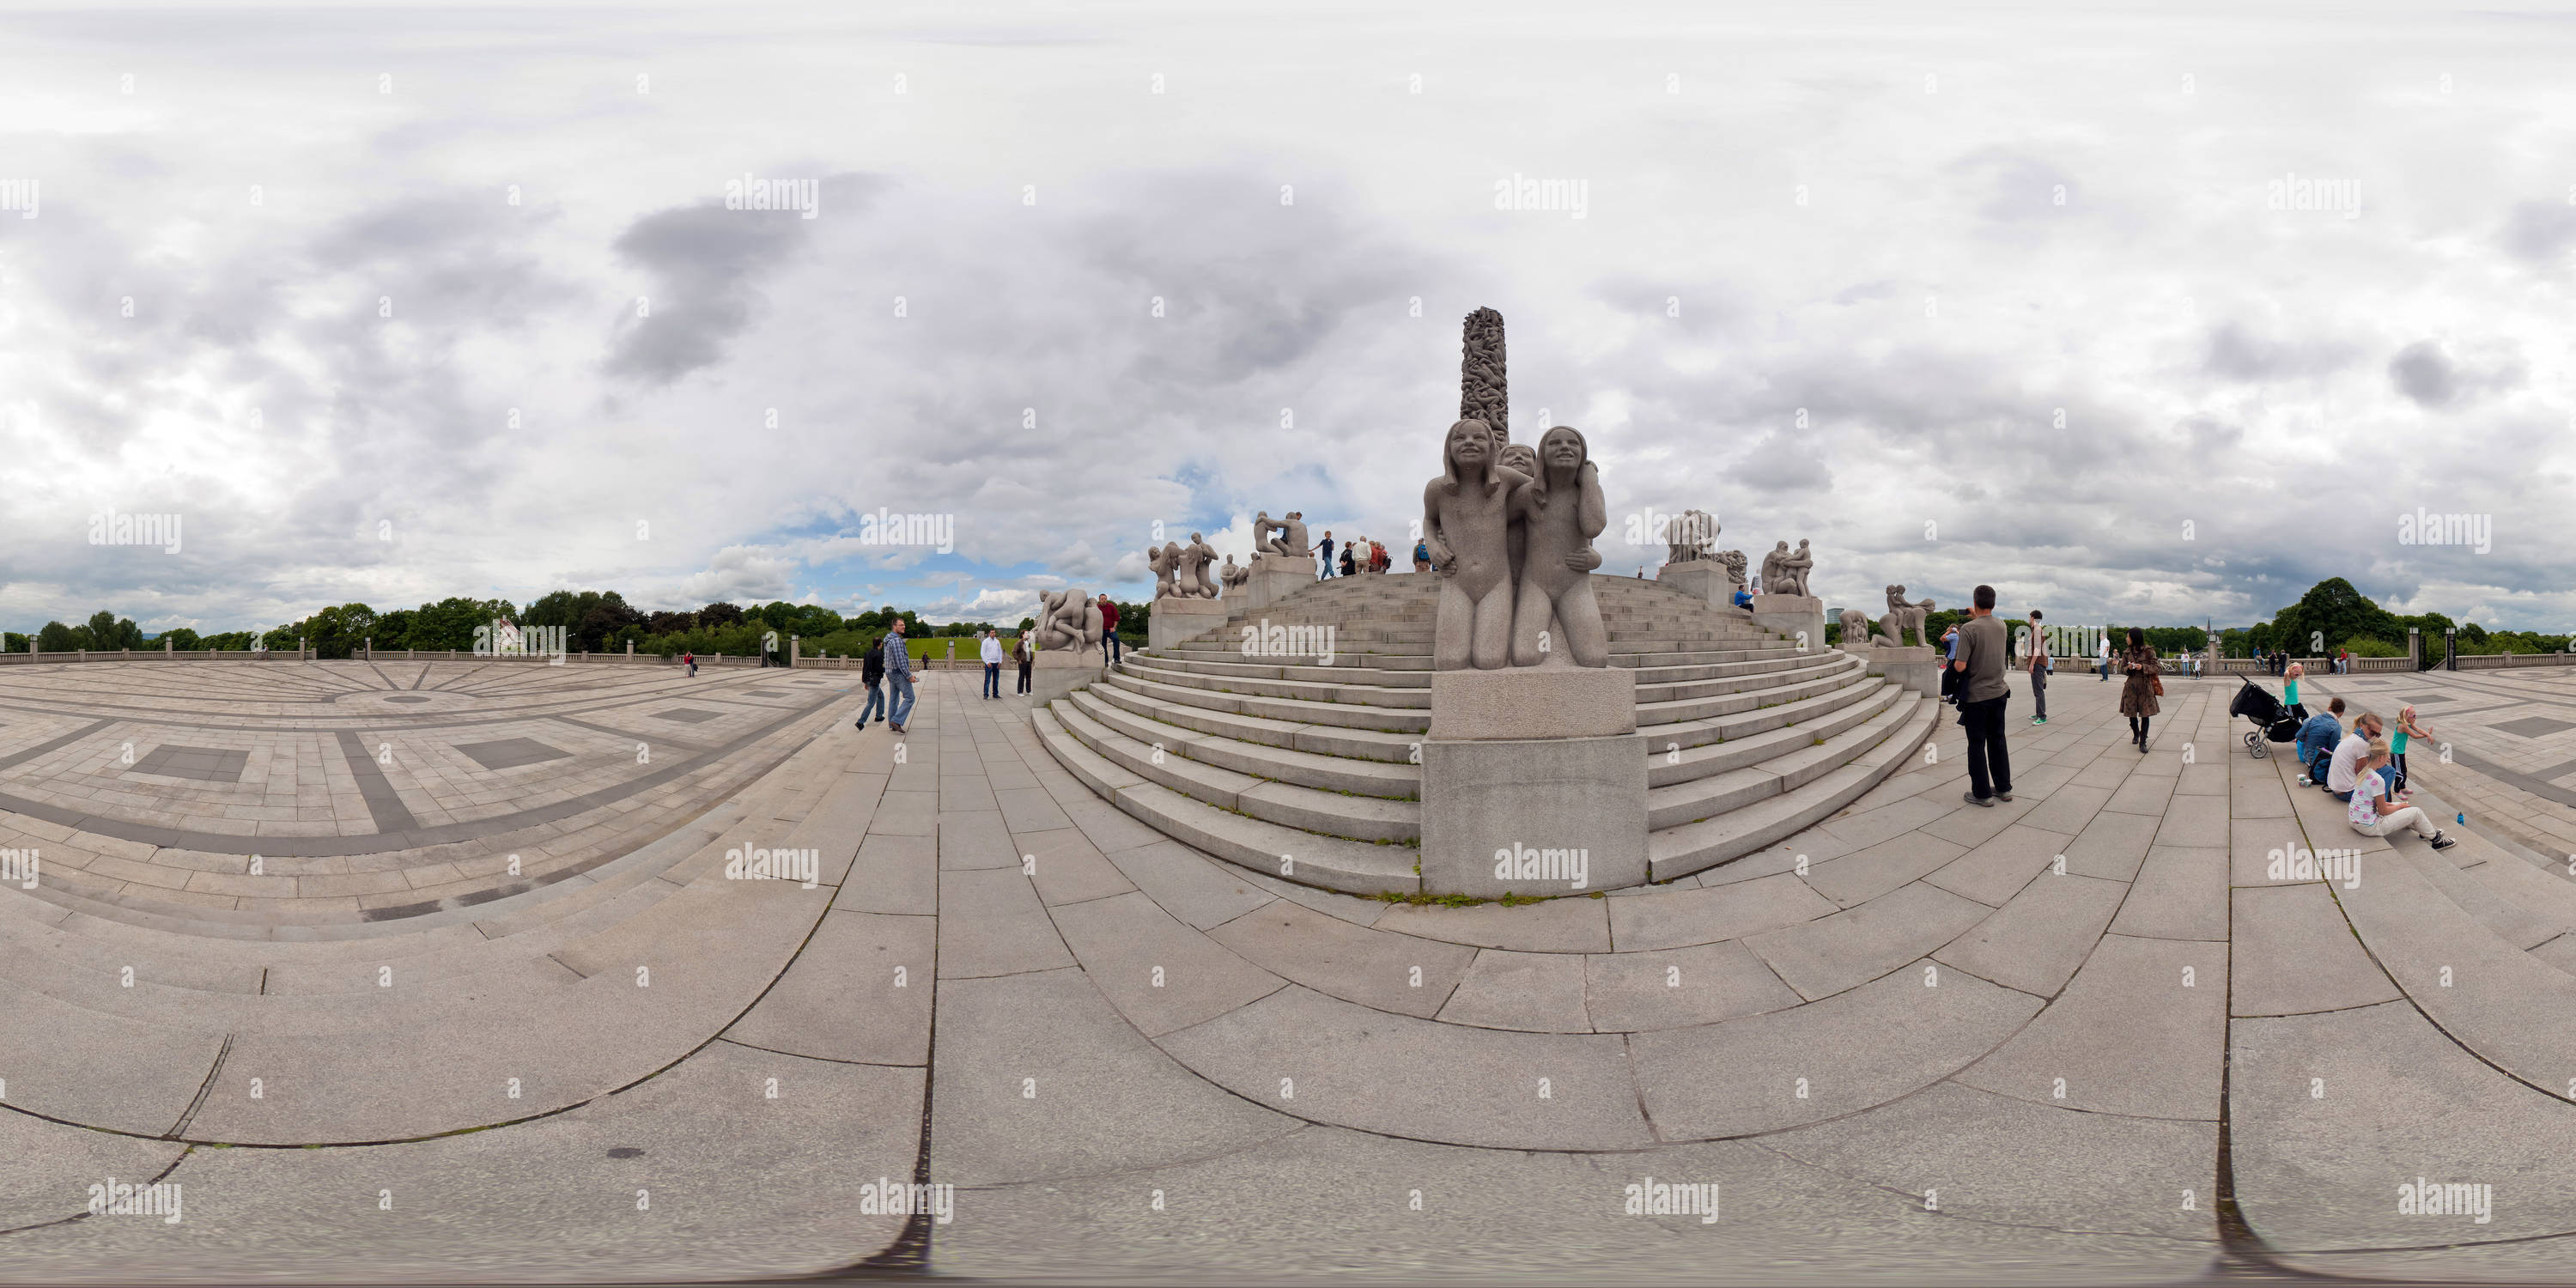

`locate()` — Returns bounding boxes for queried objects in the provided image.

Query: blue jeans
[858,682,885,725]
[889,672,916,728]
[983,662,1000,697]
[1107,633,1123,664]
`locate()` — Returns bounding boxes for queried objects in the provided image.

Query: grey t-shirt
[1954,615,2009,704]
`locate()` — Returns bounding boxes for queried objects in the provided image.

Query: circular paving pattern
[0,659,847,927]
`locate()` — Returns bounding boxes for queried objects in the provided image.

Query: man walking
[1952,585,2014,806]
[855,635,885,729]
[1316,531,1335,579]
[1013,631,1032,695]
[1097,594,1121,665]
[2097,629,2112,681]
[2026,608,2050,726]
[979,628,1004,699]
[884,618,915,735]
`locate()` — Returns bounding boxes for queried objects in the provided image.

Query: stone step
[1636,655,1869,726]
[1157,646,1434,671]
[1646,696,1937,882]
[1645,688,1920,830]
[1101,670,1431,734]
[1117,657,1435,709]
[1145,655,1435,686]
[1086,680,1422,763]
[1646,679,1906,787]
[1033,708,1419,896]
[2327,825,2576,1093]
[1049,698,1419,842]
[1631,652,1851,684]
[1066,688,1419,799]
[1635,653,1859,704]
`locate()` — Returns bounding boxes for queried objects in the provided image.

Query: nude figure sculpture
[1423,418,1528,670]
[1180,532,1219,598]
[1509,426,1609,667]
[1498,441,1540,583]
[1147,544,1179,599]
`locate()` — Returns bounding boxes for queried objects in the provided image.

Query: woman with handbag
[2118,626,2162,751]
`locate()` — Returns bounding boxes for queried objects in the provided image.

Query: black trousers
[1959,694,2012,799]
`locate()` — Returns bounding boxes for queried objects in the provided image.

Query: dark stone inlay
[746,689,789,696]
[334,730,422,834]
[384,695,433,704]
[127,744,250,784]
[456,737,573,771]
[2492,716,2576,739]
[361,900,440,922]
[2401,695,2453,706]
[652,708,721,724]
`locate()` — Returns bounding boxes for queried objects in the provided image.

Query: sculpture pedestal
[1864,644,1939,696]
[1245,552,1311,611]
[1148,596,1230,651]
[1419,667,1646,897]
[1749,594,1826,654]
[1656,561,1744,612]
[1027,647,1103,708]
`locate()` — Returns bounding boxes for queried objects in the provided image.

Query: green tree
[2265,579,2401,657]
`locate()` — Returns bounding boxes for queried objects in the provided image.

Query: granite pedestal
[1419,666,1648,897]
[1245,552,1313,611]
[1026,647,1105,708]
[1749,593,1826,654]
[1656,561,1745,612]
[1865,643,1940,696]
[1147,595,1230,651]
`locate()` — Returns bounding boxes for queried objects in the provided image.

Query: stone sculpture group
[1758,539,1814,598]
[1662,509,1719,565]
[1875,585,1936,647]
[1219,555,1250,592]
[1146,533,1222,600]
[1423,418,1608,670]
[1034,589,1104,654]
[1253,511,1311,561]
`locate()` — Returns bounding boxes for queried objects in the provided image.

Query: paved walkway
[5,662,2576,1280]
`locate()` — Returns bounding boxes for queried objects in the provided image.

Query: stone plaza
[0,631,2574,1280]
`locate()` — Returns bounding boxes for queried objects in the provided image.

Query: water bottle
[2457,812,2466,826]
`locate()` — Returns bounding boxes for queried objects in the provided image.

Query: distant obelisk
[1460,307,1508,444]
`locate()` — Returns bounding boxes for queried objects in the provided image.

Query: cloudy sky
[3,1,2572,635]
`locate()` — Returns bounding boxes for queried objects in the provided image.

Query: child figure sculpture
[1510,425,1608,667]
[1422,419,1528,670]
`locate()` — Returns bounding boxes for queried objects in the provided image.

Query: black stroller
[2228,677,2304,758]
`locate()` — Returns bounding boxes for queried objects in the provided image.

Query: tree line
[9,593,1158,661]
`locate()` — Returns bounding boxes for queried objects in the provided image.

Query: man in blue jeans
[979,629,1004,699]
[884,619,916,734]
[2294,696,2344,787]
[1097,594,1121,665]
[854,635,886,729]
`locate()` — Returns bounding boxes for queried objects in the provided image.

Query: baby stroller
[2228,677,2303,758]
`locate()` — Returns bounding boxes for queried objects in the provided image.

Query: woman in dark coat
[2118,626,2161,751]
